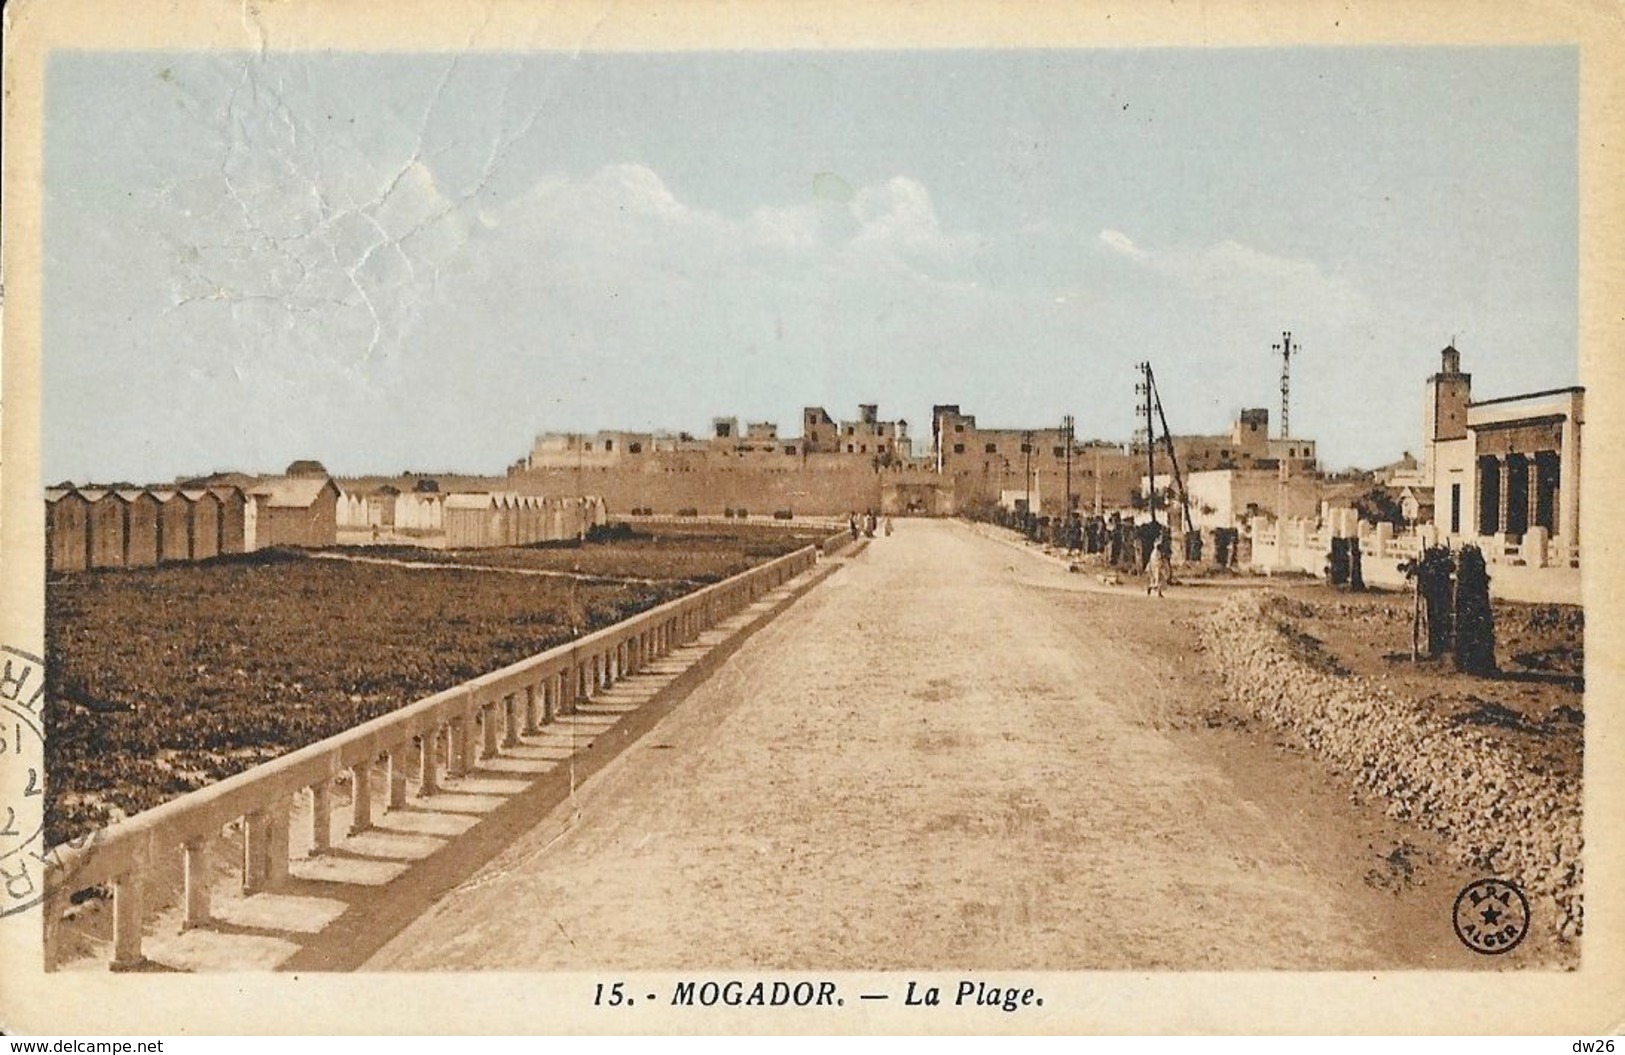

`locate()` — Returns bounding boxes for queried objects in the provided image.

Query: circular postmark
[1452,878,1531,955]
[1,644,103,920]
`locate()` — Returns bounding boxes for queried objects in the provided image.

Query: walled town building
[511,399,1316,520]
[1389,345,1582,566]
[1143,469,1327,531]
[513,404,922,517]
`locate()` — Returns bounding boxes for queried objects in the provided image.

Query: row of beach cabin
[336,489,607,548]
[48,476,609,573]
[46,486,252,572]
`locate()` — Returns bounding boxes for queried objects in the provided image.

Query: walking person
[1146,530,1172,598]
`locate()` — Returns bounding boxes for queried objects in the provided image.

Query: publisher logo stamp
[1452,878,1530,955]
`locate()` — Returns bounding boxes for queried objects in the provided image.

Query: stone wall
[509,465,891,517]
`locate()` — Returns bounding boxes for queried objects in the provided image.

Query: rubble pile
[1199,591,1582,940]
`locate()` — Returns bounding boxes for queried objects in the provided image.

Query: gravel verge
[1198,591,1582,944]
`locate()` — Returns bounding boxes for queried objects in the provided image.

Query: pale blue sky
[43,47,1577,481]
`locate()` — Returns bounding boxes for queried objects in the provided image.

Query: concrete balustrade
[46,544,819,970]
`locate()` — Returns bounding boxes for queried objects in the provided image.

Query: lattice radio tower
[1272,330,1297,439]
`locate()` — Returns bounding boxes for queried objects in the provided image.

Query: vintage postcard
[2,0,1623,1036]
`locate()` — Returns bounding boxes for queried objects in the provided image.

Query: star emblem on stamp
[1452,878,1531,955]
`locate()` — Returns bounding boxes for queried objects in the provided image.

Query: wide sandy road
[369,519,1477,970]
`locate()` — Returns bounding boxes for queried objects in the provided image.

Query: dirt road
[369,519,1486,970]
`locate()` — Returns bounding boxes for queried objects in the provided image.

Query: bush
[585,522,637,543]
[773,509,794,520]
[676,507,699,518]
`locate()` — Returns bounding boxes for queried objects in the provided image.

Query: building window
[861,444,868,453]
[1052,447,1064,457]
[846,426,855,436]
[953,443,966,454]
[604,439,614,452]
[1450,483,1462,534]
[985,443,998,454]
[954,424,964,433]
[784,445,797,455]
[628,442,642,454]
[847,444,855,453]
[584,442,593,452]
[1020,443,1032,454]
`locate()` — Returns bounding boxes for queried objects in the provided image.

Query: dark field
[45,526,817,845]
[341,521,829,582]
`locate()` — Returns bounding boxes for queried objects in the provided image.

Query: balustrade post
[243,810,270,893]
[183,838,211,929]
[387,746,409,807]
[449,715,472,777]
[523,685,540,736]
[542,677,556,723]
[110,873,145,970]
[265,800,290,883]
[418,729,440,796]
[310,781,332,855]
[482,702,501,758]
[350,759,374,834]
[499,696,517,747]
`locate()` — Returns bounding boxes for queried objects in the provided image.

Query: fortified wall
[509,463,898,517]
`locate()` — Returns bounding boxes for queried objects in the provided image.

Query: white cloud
[1098,228,1144,259]
[1097,228,1366,323]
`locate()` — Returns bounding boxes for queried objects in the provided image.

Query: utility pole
[1062,414,1075,519]
[1136,363,1157,528]
[1093,446,1102,517]
[1022,429,1034,530]
[1273,330,1296,439]
[575,431,586,543]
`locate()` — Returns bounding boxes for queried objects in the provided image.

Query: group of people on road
[848,509,893,541]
